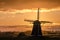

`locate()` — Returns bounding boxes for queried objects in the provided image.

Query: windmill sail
[37,8,40,21]
[24,8,52,24]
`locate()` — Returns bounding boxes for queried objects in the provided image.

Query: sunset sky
[0,0,60,26]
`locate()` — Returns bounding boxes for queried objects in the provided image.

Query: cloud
[0,7,60,15]
[0,7,60,25]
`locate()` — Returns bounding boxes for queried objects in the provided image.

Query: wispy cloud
[0,8,60,14]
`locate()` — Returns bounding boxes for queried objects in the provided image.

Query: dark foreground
[0,36,60,40]
[0,32,60,40]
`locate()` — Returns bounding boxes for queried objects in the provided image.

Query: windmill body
[31,20,42,36]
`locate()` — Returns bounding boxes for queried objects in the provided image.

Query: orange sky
[0,0,60,26]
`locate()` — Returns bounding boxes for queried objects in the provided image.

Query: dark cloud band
[0,0,60,9]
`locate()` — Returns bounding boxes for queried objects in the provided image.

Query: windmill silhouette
[24,8,52,37]
[31,8,42,36]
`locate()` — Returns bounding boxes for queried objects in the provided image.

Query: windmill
[24,8,52,36]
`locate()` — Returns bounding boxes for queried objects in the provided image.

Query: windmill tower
[31,8,42,36]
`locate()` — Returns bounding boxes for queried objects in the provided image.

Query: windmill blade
[36,8,40,21]
[24,19,34,22]
[24,19,52,24]
[40,21,53,24]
